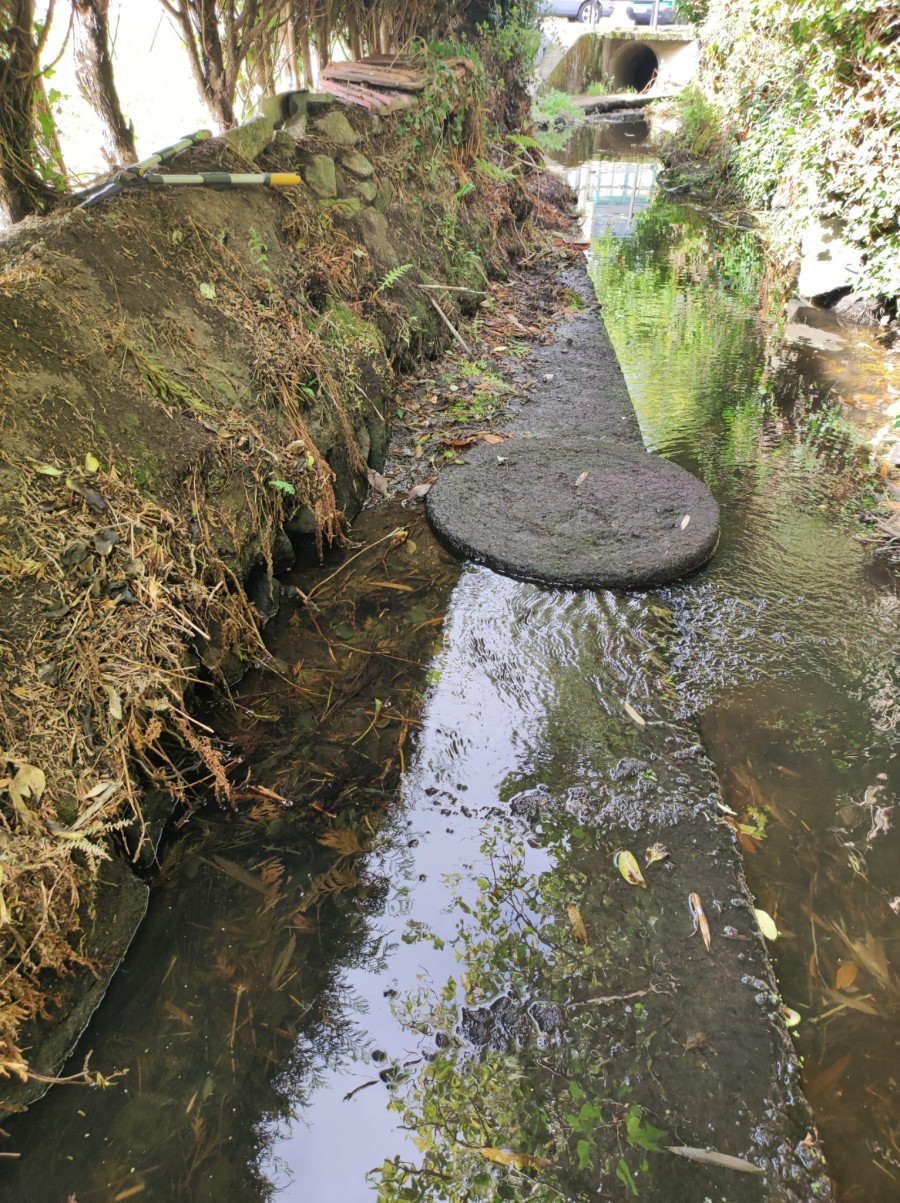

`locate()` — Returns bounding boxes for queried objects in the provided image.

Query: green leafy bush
[669,0,900,300]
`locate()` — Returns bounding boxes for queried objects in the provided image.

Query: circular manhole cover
[425,437,719,589]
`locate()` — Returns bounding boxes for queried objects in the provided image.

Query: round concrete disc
[425,437,719,589]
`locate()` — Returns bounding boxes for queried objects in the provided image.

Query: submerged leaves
[666,1146,763,1174]
[614,850,647,890]
[754,908,778,941]
[621,700,646,727]
[689,892,711,950]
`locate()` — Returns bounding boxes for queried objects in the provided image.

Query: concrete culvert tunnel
[611,43,659,92]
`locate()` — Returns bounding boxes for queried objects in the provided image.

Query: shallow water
[4,119,900,1203]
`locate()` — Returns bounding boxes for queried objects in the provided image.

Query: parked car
[626,0,682,24]
[542,0,614,22]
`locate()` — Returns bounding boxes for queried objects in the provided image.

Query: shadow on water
[4,118,900,1203]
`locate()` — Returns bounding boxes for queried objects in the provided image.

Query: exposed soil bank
[0,93,530,1105]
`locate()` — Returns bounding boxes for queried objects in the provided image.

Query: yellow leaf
[614,850,647,889]
[754,908,778,941]
[34,463,63,476]
[835,961,858,991]
[8,763,46,826]
[690,892,711,950]
[622,700,645,726]
[481,1148,552,1170]
[105,684,123,721]
[566,903,588,945]
[85,452,100,473]
[645,842,669,866]
[783,1006,801,1029]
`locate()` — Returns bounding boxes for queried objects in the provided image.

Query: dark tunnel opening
[612,44,659,92]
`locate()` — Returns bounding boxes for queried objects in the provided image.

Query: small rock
[311,110,358,147]
[302,155,337,198]
[341,150,374,179]
[609,757,650,782]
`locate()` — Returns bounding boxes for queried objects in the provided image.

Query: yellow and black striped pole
[139,171,302,189]
[77,130,303,207]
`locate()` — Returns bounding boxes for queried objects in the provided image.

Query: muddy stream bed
[4,117,900,1203]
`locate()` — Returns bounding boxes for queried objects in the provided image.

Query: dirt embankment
[0,95,544,1106]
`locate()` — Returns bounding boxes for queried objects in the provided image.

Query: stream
[4,116,900,1203]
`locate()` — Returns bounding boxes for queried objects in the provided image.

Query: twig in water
[566,975,678,1010]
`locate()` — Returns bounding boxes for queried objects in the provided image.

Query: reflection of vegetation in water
[590,200,861,493]
[372,826,671,1202]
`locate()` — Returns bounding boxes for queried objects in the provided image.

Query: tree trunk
[165,0,237,129]
[72,0,136,167]
[0,0,62,222]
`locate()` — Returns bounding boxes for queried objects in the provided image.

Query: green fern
[473,158,517,183]
[506,133,543,151]
[376,263,415,293]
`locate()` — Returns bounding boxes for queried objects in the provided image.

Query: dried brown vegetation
[0,83,551,1096]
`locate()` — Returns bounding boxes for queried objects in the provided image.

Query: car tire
[578,2,600,21]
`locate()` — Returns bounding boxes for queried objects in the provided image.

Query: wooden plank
[322,63,426,91]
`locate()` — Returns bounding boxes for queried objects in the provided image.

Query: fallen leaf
[666,1147,763,1175]
[830,924,890,988]
[754,908,778,941]
[807,1053,851,1095]
[683,1032,713,1053]
[93,528,117,556]
[208,855,269,893]
[85,779,122,802]
[835,961,858,991]
[481,433,505,444]
[84,488,109,513]
[34,463,63,476]
[566,903,588,945]
[367,469,388,495]
[821,988,879,1016]
[481,1148,551,1170]
[680,515,691,530]
[199,282,216,299]
[163,1001,194,1025]
[84,453,100,473]
[622,700,645,726]
[783,1006,801,1029]
[105,684,123,721]
[367,580,415,592]
[575,470,590,488]
[645,842,669,866]
[614,850,647,889]
[61,538,91,570]
[8,764,45,827]
[689,892,711,950]
[407,482,432,500]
